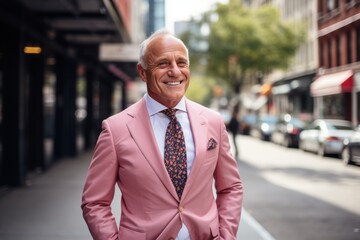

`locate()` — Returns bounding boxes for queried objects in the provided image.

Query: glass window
[327,0,335,11]
[326,123,353,130]
[336,36,340,66]
[43,67,56,163]
[347,31,352,64]
[328,39,332,68]
[323,94,344,119]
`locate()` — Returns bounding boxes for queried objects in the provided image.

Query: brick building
[313,0,360,125]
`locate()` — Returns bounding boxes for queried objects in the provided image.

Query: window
[336,36,340,66]
[328,39,332,68]
[327,0,335,11]
[319,42,324,67]
[327,0,339,12]
[347,31,352,64]
[318,0,323,14]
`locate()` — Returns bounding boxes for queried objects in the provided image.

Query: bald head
[138,29,189,70]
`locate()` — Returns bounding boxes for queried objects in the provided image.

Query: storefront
[271,74,314,120]
[311,70,360,126]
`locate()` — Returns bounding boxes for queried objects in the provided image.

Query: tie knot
[162,108,177,120]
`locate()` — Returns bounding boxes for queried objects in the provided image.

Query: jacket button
[178,206,184,213]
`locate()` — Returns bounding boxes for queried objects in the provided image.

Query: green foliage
[186,75,216,106]
[184,0,306,93]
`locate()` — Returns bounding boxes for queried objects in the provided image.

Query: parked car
[250,114,278,141]
[342,125,360,165]
[299,119,355,157]
[271,114,306,148]
[239,114,257,135]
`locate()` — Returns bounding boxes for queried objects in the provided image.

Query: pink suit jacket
[81,97,243,240]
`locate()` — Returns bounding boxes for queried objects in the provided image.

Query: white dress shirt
[144,94,194,240]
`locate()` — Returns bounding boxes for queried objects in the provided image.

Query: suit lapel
[181,100,208,199]
[126,98,178,200]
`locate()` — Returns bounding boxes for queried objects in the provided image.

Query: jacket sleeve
[81,120,119,240]
[214,119,243,240]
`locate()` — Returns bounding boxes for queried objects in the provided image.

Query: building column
[99,79,113,121]
[340,32,347,65]
[84,68,95,150]
[323,40,329,68]
[121,81,128,110]
[331,38,337,67]
[351,28,357,63]
[54,57,77,158]
[26,51,45,170]
[1,24,28,186]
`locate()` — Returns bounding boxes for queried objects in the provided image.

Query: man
[81,29,243,240]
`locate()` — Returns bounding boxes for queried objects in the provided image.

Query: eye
[177,60,188,67]
[157,61,169,68]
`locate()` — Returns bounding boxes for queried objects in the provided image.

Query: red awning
[311,70,353,97]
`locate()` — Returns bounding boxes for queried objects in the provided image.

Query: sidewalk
[0,151,274,240]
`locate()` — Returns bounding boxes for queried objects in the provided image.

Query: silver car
[299,119,355,157]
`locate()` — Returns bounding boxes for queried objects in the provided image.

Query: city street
[0,142,271,240]
[235,134,360,240]
[0,133,359,240]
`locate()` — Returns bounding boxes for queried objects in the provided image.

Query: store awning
[311,70,353,97]
[252,96,268,111]
[259,83,272,96]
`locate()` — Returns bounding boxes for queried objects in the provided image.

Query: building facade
[0,0,145,189]
[146,0,166,36]
[242,0,318,121]
[244,0,360,126]
[313,0,360,126]
[266,0,318,121]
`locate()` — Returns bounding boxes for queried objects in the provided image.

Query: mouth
[164,80,183,86]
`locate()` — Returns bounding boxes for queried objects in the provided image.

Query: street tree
[182,0,305,94]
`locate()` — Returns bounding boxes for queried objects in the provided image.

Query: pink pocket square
[207,138,217,151]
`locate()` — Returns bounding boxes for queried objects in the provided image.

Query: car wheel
[342,146,353,165]
[283,136,290,148]
[299,140,305,151]
[317,144,325,157]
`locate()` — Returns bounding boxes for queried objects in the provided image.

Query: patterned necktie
[162,108,187,199]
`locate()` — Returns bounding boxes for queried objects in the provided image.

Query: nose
[168,62,181,77]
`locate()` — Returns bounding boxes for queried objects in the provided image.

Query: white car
[299,119,355,157]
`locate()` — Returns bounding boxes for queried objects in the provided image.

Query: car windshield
[289,118,305,128]
[242,115,257,123]
[326,122,353,130]
[261,115,277,124]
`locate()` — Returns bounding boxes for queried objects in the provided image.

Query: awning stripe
[311,70,353,97]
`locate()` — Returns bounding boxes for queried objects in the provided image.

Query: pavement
[0,150,275,240]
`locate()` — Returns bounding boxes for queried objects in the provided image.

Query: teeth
[166,81,181,85]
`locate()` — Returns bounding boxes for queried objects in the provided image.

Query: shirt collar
[144,93,187,117]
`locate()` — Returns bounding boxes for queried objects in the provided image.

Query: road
[235,134,360,240]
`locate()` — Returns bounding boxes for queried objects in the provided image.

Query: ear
[137,64,147,82]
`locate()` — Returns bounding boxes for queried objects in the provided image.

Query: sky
[165,0,228,32]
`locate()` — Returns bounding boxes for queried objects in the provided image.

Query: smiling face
[137,35,190,108]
